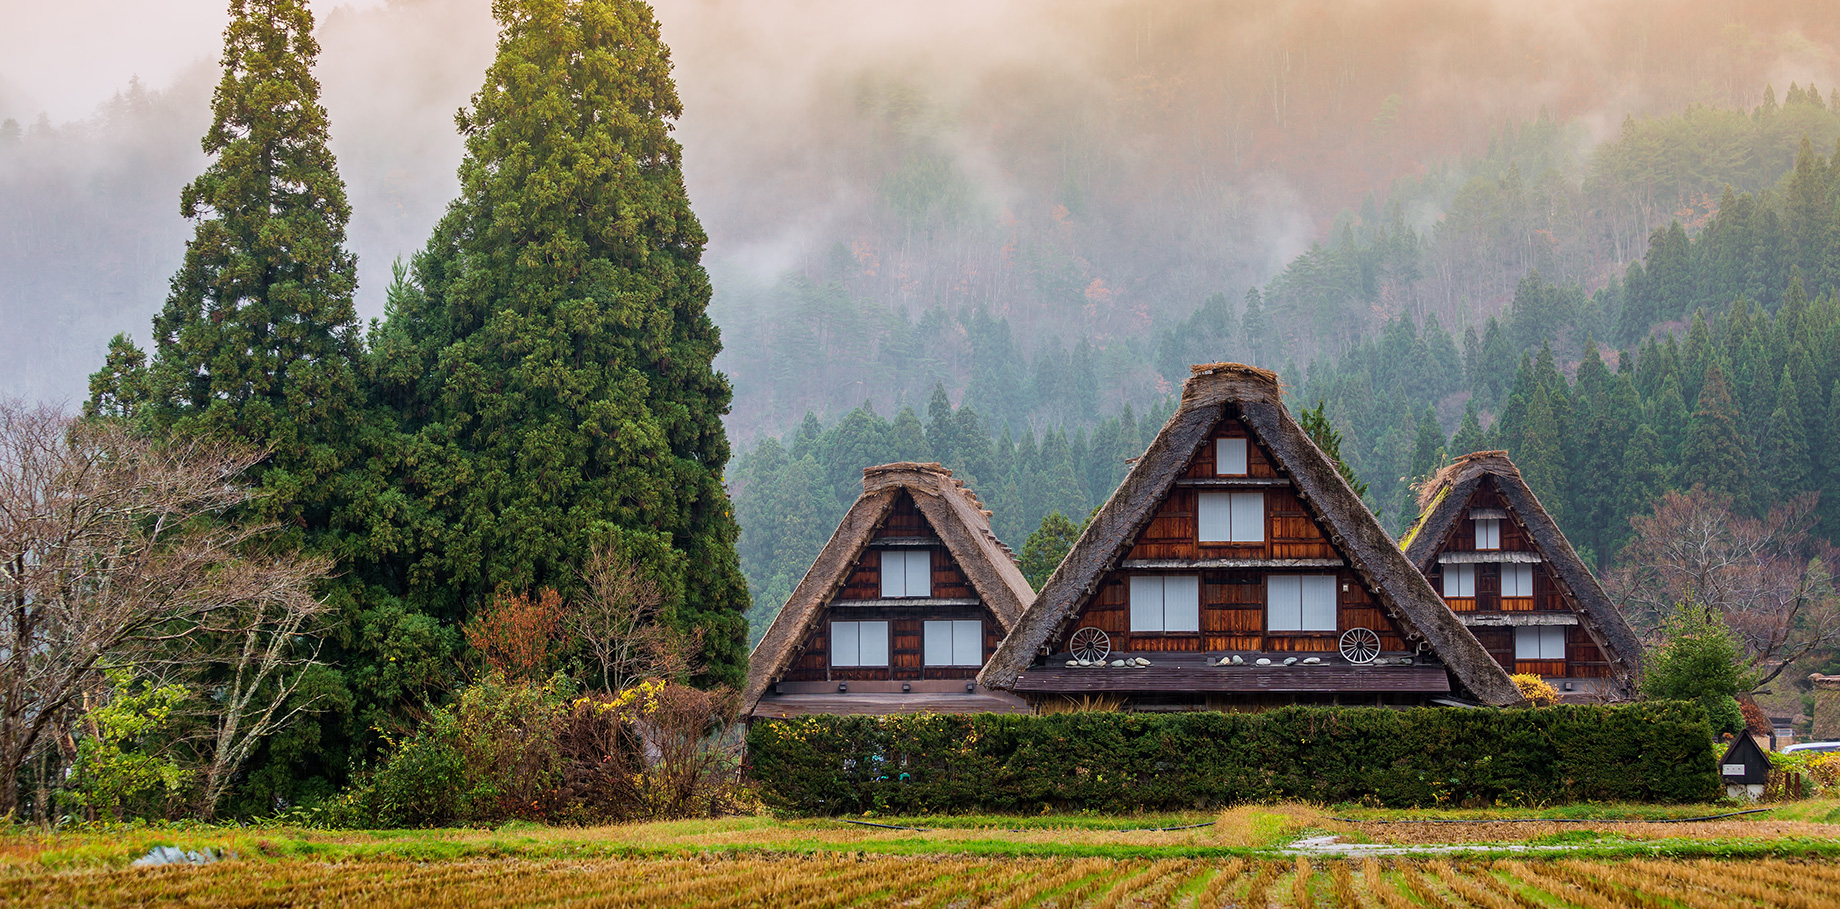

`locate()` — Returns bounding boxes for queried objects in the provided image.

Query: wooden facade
[1048,415,1416,660]
[780,492,1006,684]
[983,364,1522,709]
[1401,452,1641,699]
[745,463,1034,718]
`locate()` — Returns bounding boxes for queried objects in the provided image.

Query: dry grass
[1347,818,1840,845]
[10,854,1840,907]
[1212,802,1339,847]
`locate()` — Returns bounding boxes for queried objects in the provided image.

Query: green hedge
[746,703,1720,814]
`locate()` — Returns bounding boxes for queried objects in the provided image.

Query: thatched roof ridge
[742,462,1035,711]
[1401,450,1642,693]
[979,365,1523,706]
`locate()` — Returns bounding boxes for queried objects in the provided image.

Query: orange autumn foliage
[467,587,564,682]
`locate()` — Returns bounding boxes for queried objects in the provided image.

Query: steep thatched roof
[1401,450,1642,692]
[742,462,1034,711]
[979,364,1523,706]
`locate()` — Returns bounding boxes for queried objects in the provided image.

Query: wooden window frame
[1513,625,1565,661]
[1129,575,1200,633]
[1197,491,1264,543]
[1442,564,1476,598]
[831,620,890,667]
[1267,574,1337,632]
[1475,518,1502,550]
[1216,437,1250,475]
[923,619,983,667]
[879,549,932,598]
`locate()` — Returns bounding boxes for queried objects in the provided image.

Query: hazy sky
[0,0,391,120]
[2,0,1836,414]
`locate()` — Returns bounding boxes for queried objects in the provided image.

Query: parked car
[1781,741,1840,754]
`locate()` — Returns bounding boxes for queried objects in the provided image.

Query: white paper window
[879,550,932,598]
[1129,575,1200,633]
[1198,492,1264,543]
[1267,575,1338,632]
[1503,564,1535,598]
[1216,437,1249,475]
[831,620,889,667]
[1475,519,1501,550]
[1442,564,1476,598]
[1514,626,1565,660]
[924,620,982,667]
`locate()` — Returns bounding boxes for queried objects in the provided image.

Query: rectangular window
[832,620,889,667]
[1514,626,1565,660]
[1129,575,1200,632]
[924,619,983,666]
[1475,519,1501,550]
[1216,437,1249,475]
[1267,575,1338,632]
[1502,564,1534,597]
[1198,491,1265,543]
[1442,564,1476,598]
[879,550,933,598]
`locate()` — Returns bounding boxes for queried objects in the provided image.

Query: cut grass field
[6,802,1840,906]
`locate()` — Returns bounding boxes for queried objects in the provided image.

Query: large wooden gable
[777,490,1005,685]
[745,463,1034,718]
[1054,411,1416,659]
[1401,451,1641,698]
[982,364,1522,707]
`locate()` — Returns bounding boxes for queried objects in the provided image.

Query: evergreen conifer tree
[95,0,363,538]
[1759,366,1810,500]
[373,0,749,683]
[1516,384,1565,522]
[1682,364,1749,512]
[1612,423,1668,559]
[1449,400,1486,456]
[1019,511,1081,589]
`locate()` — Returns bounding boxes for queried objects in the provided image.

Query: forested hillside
[719,87,1840,439]
[733,98,1840,642]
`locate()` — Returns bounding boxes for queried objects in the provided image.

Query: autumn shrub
[1511,674,1559,707]
[342,674,744,827]
[466,588,565,682]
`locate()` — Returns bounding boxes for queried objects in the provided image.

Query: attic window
[1515,626,1565,661]
[880,550,932,598]
[1198,491,1264,542]
[924,620,982,666]
[831,620,889,667]
[1216,437,1249,475]
[1130,575,1199,633]
[1475,518,1501,550]
[1442,564,1476,598]
[1503,564,1534,598]
[1268,575,1337,632]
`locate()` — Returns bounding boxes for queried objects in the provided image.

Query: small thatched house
[1400,451,1640,700]
[744,462,1034,720]
[979,364,1522,710]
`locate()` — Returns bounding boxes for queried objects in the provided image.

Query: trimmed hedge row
[746,703,1720,814]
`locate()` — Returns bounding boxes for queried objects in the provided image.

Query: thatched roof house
[1401,451,1640,700]
[980,364,1523,709]
[744,462,1033,719]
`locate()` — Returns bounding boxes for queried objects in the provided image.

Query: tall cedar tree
[373,0,748,684]
[93,0,362,536]
[1683,364,1749,512]
[82,0,362,813]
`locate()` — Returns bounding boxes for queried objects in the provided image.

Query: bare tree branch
[0,399,331,818]
[1607,487,1840,688]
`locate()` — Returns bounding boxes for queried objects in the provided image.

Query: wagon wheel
[1069,627,1111,663]
[1339,627,1381,664]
